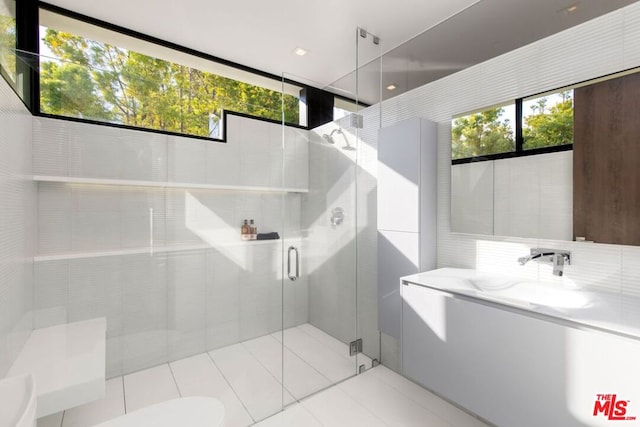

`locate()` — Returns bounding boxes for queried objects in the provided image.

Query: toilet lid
[94,397,225,427]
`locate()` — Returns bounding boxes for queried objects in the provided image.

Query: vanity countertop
[402,268,640,340]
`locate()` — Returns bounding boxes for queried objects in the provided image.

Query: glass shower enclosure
[277,26,382,410]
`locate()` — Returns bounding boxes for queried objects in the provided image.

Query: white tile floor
[37,323,488,427]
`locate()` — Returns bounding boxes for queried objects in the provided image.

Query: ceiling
[332,0,640,103]
[42,0,481,87]
[44,0,639,104]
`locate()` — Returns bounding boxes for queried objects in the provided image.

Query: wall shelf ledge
[33,175,308,193]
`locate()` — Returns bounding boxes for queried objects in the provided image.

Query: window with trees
[38,10,301,140]
[452,88,574,161]
[451,103,515,160]
[522,90,573,150]
[0,0,16,82]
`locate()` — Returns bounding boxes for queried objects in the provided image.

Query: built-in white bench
[7,318,106,418]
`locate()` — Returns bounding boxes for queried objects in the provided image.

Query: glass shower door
[279,72,359,404]
[277,25,382,409]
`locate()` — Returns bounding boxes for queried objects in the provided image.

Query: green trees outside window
[522,90,573,150]
[40,28,300,138]
[451,90,573,160]
[0,3,16,81]
[451,106,515,160]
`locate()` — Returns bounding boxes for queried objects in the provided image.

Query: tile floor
[37,323,488,427]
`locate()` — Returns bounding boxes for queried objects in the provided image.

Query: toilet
[94,397,225,427]
[0,374,37,427]
[0,374,224,427]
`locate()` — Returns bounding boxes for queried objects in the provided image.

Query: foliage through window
[0,0,16,82]
[39,16,300,139]
[452,89,574,161]
[522,90,573,150]
[451,104,515,160]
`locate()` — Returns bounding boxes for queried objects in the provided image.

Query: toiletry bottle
[241,219,250,241]
[249,219,257,240]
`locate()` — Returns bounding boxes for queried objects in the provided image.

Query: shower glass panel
[280,71,359,402]
[354,27,383,371]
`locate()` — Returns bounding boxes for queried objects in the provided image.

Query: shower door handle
[287,246,299,281]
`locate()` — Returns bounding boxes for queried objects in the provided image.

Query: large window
[451,103,515,160]
[0,0,16,82]
[38,10,301,139]
[452,88,574,161]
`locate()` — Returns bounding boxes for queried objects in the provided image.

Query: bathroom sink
[474,280,592,309]
[0,374,37,427]
[436,269,594,310]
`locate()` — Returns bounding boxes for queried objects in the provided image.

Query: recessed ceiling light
[567,4,578,12]
[386,84,397,91]
[292,47,308,56]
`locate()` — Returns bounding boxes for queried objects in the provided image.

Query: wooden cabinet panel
[574,72,640,245]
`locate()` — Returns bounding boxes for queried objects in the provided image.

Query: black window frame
[451,68,640,165]
[10,0,352,141]
[452,95,574,165]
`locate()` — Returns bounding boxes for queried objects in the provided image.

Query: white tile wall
[168,136,207,183]
[0,77,36,377]
[33,113,307,191]
[33,112,310,377]
[207,117,241,186]
[305,127,358,347]
[121,254,168,372]
[370,2,640,365]
[33,261,68,329]
[167,250,207,360]
[68,122,126,179]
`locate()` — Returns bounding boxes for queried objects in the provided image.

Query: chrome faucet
[517,248,571,276]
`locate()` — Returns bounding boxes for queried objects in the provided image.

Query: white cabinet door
[378,230,420,338]
[377,119,421,233]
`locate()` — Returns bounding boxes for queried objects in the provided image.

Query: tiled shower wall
[0,77,36,376]
[33,114,309,377]
[373,2,640,369]
[304,115,381,361]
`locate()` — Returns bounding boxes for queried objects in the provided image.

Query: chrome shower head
[322,128,355,151]
[322,134,336,144]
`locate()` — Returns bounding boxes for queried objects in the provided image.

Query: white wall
[0,77,36,377]
[304,113,381,362]
[373,2,640,368]
[32,114,309,377]
[304,124,358,347]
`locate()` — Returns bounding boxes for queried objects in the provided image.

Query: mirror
[451,151,573,240]
[451,68,639,244]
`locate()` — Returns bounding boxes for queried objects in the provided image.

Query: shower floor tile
[272,327,356,383]
[38,323,488,427]
[242,334,332,400]
[169,353,254,427]
[60,378,125,426]
[123,363,180,412]
[209,342,296,421]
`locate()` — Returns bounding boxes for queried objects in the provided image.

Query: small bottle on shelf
[241,219,250,241]
[249,219,257,240]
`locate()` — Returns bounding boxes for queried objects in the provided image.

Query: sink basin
[471,280,592,309]
[0,374,36,427]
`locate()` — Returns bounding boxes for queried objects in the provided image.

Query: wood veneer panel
[574,72,640,245]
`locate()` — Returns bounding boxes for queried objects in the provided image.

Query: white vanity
[401,268,640,427]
